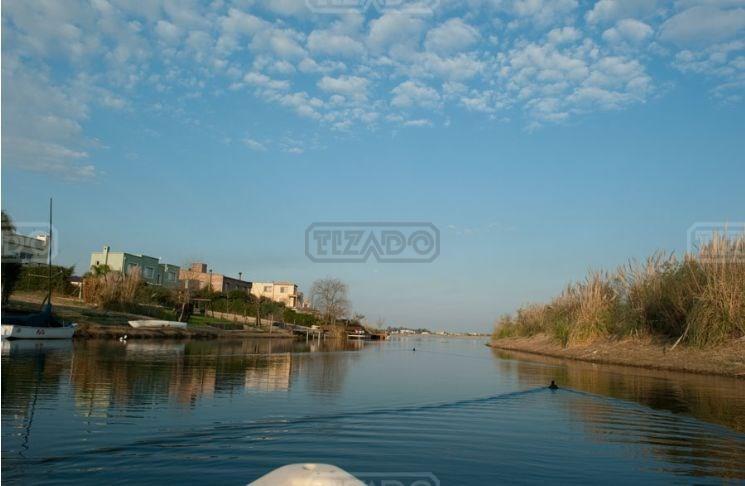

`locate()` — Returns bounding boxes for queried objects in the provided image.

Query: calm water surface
[2,337,744,484]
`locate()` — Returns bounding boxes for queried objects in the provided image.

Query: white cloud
[547,26,581,45]
[367,13,425,53]
[391,81,442,109]
[602,19,653,45]
[243,71,291,91]
[243,138,267,151]
[403,118,433,127]
[251,26,307,59]
[298,57,347,74]
[660,6,745,46]
[3,0,742,173]
[673,39,745,101]
[0,55,103,179]
[424,18,480,55]
[308,30,366,58]
[155,20,181,44]
[586,0,659,25]
[511,0,578,27]
[317,75,369,99]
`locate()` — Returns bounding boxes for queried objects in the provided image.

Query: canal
[2,337,744,484]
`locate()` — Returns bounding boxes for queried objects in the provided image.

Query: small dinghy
[128,320,187,329]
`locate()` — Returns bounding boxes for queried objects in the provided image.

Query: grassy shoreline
[490,334,745,378]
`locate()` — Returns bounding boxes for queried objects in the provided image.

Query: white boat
[1,322,76,340]
[1,199,76,341]
[128,320,187,329]
[251,464,363,485]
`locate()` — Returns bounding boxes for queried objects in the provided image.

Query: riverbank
[489,334,745,378]
[6,293,293,340]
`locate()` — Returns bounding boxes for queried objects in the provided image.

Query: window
[263,285,271,292]
[167,272,176,281]
[144,266,155,278]
[280,286,286,293]
[126,263,138,274]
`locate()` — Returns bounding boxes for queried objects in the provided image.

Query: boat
[251,464,363,485]
[348,329,366,339]
[128,320,187,329]
[1,199,76,340]
[2,304,76,340]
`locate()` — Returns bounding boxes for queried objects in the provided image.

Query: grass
[493,233,745,348]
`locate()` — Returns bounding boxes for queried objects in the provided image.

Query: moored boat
[1,199,76,341]
[128,320,187,329]
[1,303,77,340]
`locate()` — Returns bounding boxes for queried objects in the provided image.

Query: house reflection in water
[244,354,292,392]
[2,338,362,421]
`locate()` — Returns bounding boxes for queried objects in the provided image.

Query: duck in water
[548,380,558,390]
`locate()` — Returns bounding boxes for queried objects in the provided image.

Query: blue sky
[2,0,744,331]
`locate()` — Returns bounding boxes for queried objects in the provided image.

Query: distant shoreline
[489,334,745,378]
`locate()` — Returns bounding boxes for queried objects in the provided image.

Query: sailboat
[1,199,76,340]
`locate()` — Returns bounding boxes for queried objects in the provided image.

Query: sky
[2,0,744,332]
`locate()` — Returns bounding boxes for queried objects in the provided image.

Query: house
[250,281,302,308]
[89,245,181,287]
[2,230,49,265]
[178,262,251,294]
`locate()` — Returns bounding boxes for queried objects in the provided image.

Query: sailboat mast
[48,198,53,300]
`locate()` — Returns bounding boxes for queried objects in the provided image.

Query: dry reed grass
[494,233,745,347]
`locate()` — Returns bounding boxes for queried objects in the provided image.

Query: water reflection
[491,348,745,433]
[492,348,745,480]
[2,338,363,418]
[3,339,744,483]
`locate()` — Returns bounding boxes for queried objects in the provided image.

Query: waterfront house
[250,281,303,309]
[178,262,251,294]
[89,245,181,287]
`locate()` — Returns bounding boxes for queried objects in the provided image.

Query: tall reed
[493,233,745,347]
[83,267,143,308]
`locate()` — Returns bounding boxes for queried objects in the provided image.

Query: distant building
[2,230,49,265]
[89,245,181,287]
[250,281,302,308]
[178,262,251,294]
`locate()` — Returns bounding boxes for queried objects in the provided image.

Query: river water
[2,337,744,484]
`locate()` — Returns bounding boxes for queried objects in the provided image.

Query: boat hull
[1,324,76,340]
[128,320,187,329]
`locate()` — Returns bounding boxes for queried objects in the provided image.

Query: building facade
[250,281,302,308]
[89,245,181,287]
[2,231,49,265]
[178,262,251,294]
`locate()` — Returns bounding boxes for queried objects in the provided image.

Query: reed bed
[83,267,143,308]
[493,233,745,347]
